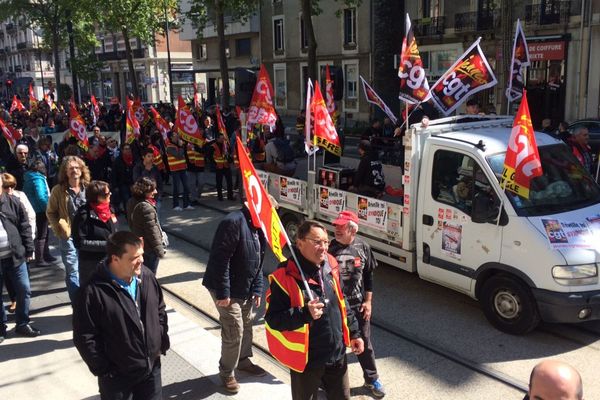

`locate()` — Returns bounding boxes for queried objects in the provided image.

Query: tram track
[161,202,530,394]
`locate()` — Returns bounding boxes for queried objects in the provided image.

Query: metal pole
[164,2,174,104]
[66,15,79,102]
[36,32,45,92]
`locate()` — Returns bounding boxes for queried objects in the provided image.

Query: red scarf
[91,202,112,223]
[123,153,134,166]
[147,197,157,206]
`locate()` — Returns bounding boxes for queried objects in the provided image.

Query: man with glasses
[265,220,364,400]
[329,210,385,398]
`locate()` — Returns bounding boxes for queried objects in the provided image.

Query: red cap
[332,210,359,225]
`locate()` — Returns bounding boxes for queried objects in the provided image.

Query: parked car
[569,119,600,153]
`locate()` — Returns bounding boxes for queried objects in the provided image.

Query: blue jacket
[203,207,266,300]
[22,170,49,214]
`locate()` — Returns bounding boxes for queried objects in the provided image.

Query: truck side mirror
[471,191,498,224]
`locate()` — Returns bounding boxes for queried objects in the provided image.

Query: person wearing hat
[329,210,385,398]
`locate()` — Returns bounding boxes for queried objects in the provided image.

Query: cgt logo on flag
[506,19,531,102]
[430,38,497,116]
[398,13,430,104]
[246,64,277,132]
[500,91,543,199]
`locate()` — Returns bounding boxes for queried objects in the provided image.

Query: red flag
[44,93,57,110]
[235,106,242,120]
[28,83,38,109]
[133,98,151,126]
[325,65,337,121]
[90,95,100,124]
[69,101,89,151]
[429,38,497,116]
[398,13,430,104]
[215,105,228,138]
[175,96,204,146]
[499,91,543,199]
[10,95,25,113]
[236,137,287,262]
[0,117,21,148]
[311,83,341,156]
[150,106,171,140]
[360,76,398,125]
[246,64,277,132]
[506,19,531,102]
[193,82,200,110]
[125,98,141,144]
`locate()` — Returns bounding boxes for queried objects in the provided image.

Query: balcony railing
[455,10,500,32]
[14,65,21,72]
[525,1,571,25]
[6,23,15,32]
[17,42,26,50]
[413,17,446,37]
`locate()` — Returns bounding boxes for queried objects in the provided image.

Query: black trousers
[352,306,379,383]
[98,360,162,400]
[290,355,350,400]
[215,168,233,199]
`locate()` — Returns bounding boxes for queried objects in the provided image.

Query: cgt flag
[150,106,171,140]
[311,82,342,156]
[133,98,151,126]
[360,76,398,125]
[125,98,141,144]
[398,13,430,104]
[506,19,531,102]
[69,101,90,151]
[10,95,25,113]
[430,38,497,116]
[325,65,338,123]
[0,117,22,148]
[236,137,288,262]
[90,95,100,125]
[29,83,38,109]
[215,105,228,138]
[175,95,204,146]
[246,64,278,132]
[500,90,543,199]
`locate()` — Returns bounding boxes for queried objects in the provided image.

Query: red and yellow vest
[186,144,205,168]
[212,142,229,169]
[265,254,350,372]
[149,144,165,171]
[166,141,187,172]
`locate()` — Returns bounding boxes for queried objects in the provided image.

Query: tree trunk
[52,30,61,102]
[122,27,139,99]
[215,0,229,108]
[301,0,318,82]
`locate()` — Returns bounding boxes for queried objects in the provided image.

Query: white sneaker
[173,206,183,211]
[184,205,195,210]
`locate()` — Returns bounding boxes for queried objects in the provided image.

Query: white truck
[259,115,600,335]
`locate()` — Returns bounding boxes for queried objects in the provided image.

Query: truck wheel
[282,214,302,242]
[480,275,540,335]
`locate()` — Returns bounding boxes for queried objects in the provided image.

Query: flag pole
[278,219,315,301]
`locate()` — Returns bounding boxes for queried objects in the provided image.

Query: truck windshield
[487,144,600,217]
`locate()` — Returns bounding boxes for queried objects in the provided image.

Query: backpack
[273,138,295,164]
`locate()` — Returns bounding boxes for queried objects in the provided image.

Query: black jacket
[112,156,134,187]
[0,192,34,267]
[73,260,170,380]
[132,163,163,195]
[72,204,117,285]
[202,207,266,300]
[264,248,360,368]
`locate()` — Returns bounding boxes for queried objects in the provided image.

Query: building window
[344,62,358,110]
[274,64,287,108]
[300,15,308,50]
[343,8,356,45]
[273,17,284,52]
[236,38,251,57]
[198,43,207,60]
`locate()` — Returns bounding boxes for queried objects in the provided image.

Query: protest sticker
[318,186,345,216]
[542,219,596,249]
[279,176,301,205]
[357,196,387,231]
[442,222,462,259]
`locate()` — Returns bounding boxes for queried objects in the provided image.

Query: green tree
[94,0,178,99]
[187,0,259,107]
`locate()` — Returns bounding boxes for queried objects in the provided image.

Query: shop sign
[527,41,565,61]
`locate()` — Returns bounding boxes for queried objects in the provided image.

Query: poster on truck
[541,218,599,249]
[442,222,462,259]
[279,176,302,205]
[318,186,345,216]
[357,196,387,231]
[257,171,269,189]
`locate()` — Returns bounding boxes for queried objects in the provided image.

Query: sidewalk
[0,261,289,399]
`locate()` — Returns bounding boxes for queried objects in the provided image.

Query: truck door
[419,147,503,294]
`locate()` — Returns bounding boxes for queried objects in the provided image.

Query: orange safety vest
[212,142,229,169]
[166,142,187,172]
[186,144,205,168]
[149,144,165,171]
[265,254,350,373]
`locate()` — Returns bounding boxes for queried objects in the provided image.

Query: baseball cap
[333,210,359,225]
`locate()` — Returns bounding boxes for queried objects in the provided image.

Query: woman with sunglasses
[72,180,118,287]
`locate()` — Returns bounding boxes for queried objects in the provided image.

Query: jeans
[0,258,31,328]
[119,184,132,213]
[215,168,233,200]
[98,359,162,400]
[210,291,254,378]
[143,251,160,275]
[59,237,79,303]
[290,355,350,400]
[351,306,379,383]
[171,171,190,208]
